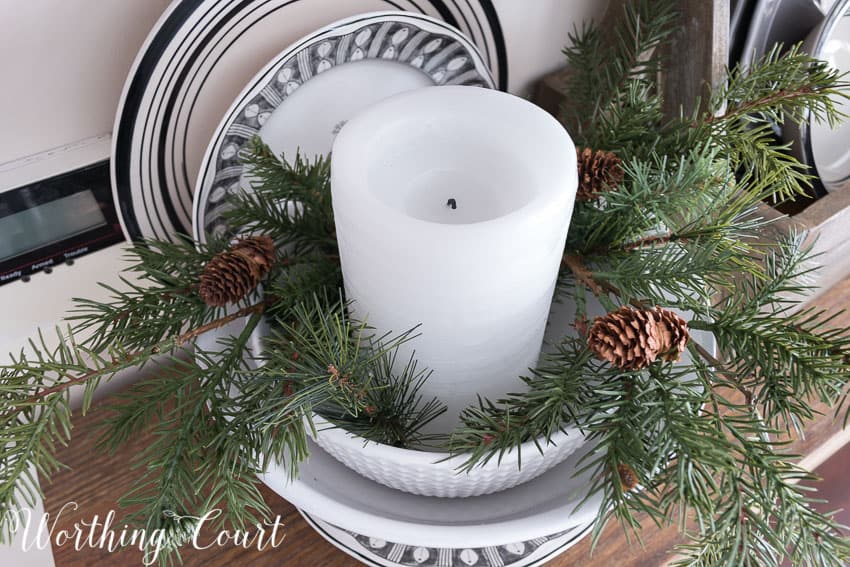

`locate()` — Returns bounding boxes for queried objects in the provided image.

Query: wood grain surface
[661,0,729,118]
[35,275,850,567]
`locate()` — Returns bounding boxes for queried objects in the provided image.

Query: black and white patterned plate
[192,11,495,243]
[300,511,593,567]
[112,0,506,243]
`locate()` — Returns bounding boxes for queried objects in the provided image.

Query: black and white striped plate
[191,11,495,243]
[111,0,506,242]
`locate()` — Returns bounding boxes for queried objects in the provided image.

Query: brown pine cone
[198,235,276,306]
[587,306,662,371]
[232,235,276,273]
[587,305,690,370]
[576,147,624,201]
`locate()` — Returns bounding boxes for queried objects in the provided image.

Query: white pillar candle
[330,86,578,435]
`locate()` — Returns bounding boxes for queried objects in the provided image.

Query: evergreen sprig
[560,0,677,149]
[222,137,337,257]
[0,154,437,563]
[449,2,850,565]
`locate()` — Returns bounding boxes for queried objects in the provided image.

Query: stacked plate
[195,297,603,567]
[785,0,850,193]
[300,512,594,567]
[111,0,507,243]
[115,6,602,565]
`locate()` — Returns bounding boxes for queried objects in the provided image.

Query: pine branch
[222,137,337,256]
[25,303,267,408]
[691,44,850,202]
[322,348,446,449]
[117,313,268,564]
[458,223,850,566]
[565,147,763,260]
[448,337,594,473]
[68,237,222,352]
[707,44,848,129]
[561,0,677,144]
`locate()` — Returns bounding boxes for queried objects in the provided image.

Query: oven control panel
[0,160,124,286]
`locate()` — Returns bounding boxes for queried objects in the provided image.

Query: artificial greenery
[3,1,850,565]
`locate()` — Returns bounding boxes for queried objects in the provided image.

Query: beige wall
[497,0,606,94]
[0,0,172,163]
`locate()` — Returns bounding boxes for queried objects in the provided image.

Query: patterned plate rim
[191,10,496,244]
[299,510,594,567]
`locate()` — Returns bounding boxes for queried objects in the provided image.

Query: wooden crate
[535,0,729,117]
[758,194,850,301]
[535,0,850,303]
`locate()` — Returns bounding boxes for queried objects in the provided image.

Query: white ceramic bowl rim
[312,414,576,467]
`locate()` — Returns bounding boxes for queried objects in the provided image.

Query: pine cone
[576,147,624,201]
[587,306,690,370]
[233,235,276,273]
[198,235,276,306]
[588,306,662,371]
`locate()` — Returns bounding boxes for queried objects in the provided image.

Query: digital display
[0,160,124,286]
[0,191,107,262]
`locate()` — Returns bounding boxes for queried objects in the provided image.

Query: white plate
[735,0,827,159]
[192,11,495,244]
[299,510,593,567]
[738,0,826,70]
[111,0,506,243]
[261,436,603,550]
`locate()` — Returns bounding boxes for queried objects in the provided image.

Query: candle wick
[447,198,457,210]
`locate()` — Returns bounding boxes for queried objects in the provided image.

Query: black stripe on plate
[113,0,206,240]
[168,0,290,228]
[152,0,257,234]
[477,0,507,90]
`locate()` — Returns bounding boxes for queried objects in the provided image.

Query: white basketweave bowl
[198,310,588,498]
[309,416,586,498]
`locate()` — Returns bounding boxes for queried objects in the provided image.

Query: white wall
[495,0,607,94]
[0,0,605,164]
[0,0,172,163]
